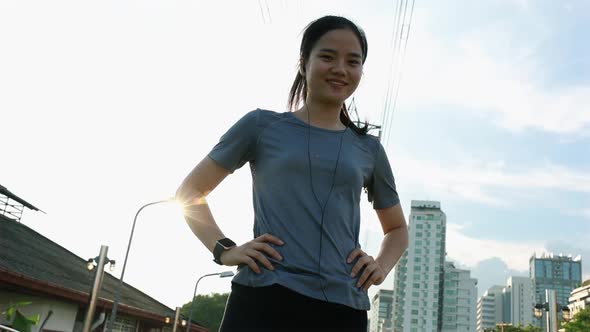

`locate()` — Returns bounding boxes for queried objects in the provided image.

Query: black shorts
[219,283,367,332]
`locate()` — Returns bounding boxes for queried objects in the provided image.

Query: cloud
[445,223,546,271]
[398,9,590,135]
[450,257,528,297]
[443,228,590,295]
[394,154,590,206]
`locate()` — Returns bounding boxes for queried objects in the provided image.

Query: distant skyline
[2,0,589,308]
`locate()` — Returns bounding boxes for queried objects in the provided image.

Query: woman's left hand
[347,248,386,292]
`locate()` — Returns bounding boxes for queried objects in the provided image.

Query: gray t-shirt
[208,109,399,310]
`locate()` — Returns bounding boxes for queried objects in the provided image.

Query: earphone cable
[306,105,346,303]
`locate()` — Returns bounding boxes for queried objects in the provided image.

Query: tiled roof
[0,215,174,317]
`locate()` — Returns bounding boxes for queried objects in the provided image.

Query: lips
[326,79,348,86]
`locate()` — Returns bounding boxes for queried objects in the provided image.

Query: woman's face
[304,28,363,106]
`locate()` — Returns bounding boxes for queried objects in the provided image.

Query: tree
[520,325,542,332]
[492,324,541,332]
[181,293,229,332]
[562,306,590,332]
[1,301,40,332]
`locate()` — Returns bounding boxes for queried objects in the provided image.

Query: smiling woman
[176,15,408,331]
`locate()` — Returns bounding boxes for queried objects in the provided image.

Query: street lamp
[83,245,116,332]
[533,289,572,332]
[562,306,571,321]
[534,303,571,319]
[186,271,234,332]
[106,198,178,332]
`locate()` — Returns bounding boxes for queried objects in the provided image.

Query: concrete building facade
[441,261,477,332]
[476,286,504,332]
[370,289,394,332]
[567,283,590,318]
[504,276,534,327]
[392,200,446,332]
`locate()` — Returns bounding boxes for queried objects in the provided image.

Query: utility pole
[348,98,382,139]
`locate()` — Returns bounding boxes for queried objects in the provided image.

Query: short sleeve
[208,109,259,173]
[367,142,400,209]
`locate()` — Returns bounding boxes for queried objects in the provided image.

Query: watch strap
[213,238,236,265]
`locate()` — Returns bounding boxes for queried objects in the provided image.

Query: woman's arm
[374,203,409,274]
[176,156,283,273]
[348,203,408,291]
[176,156,231,253]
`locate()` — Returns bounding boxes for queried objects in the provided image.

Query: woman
[176,15,408,331]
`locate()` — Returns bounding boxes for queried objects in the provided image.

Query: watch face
[217,238,236,249]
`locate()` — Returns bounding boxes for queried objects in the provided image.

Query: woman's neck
[298,100,345,130]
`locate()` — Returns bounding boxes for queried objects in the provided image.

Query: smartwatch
[213,238,236,265]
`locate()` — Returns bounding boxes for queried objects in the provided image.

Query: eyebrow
[318,48,362,59]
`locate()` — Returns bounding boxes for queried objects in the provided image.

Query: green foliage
[1,301,40,332]
[581,279,590,287]
[563,306,590,332]
[181,293,229,332]
[490,324,541,332]
[520,325,542,332]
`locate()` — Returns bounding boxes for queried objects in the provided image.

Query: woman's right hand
[220,233,284,274]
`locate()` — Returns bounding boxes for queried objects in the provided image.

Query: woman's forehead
[312,29,363,55]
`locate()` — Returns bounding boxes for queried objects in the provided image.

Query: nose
[330,60,346,76]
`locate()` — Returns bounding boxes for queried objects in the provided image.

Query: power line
[383,0,410,146]
[265,0,273,24]
[258,0,267,24]
[384,0,415,146]
[381,0,416,147]
[380,0,404,136]
[257,0,272,24]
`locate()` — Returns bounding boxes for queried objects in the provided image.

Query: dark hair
[288,15,369,135]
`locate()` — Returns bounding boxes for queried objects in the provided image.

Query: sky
[1,0,589,310]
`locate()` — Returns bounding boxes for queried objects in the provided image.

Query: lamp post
[83,245,115,332]
[106,198,175,332]
[185,271,234,332]
[533,289,572,332]
[171,307,181,332]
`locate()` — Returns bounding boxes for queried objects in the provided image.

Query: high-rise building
[504,276,534,327]
[529,253,582,329]
[370,289,394,332]
[477,277,535,330]
[392,200,446,332]
[441,261,477,332]
[476,286,504,332]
